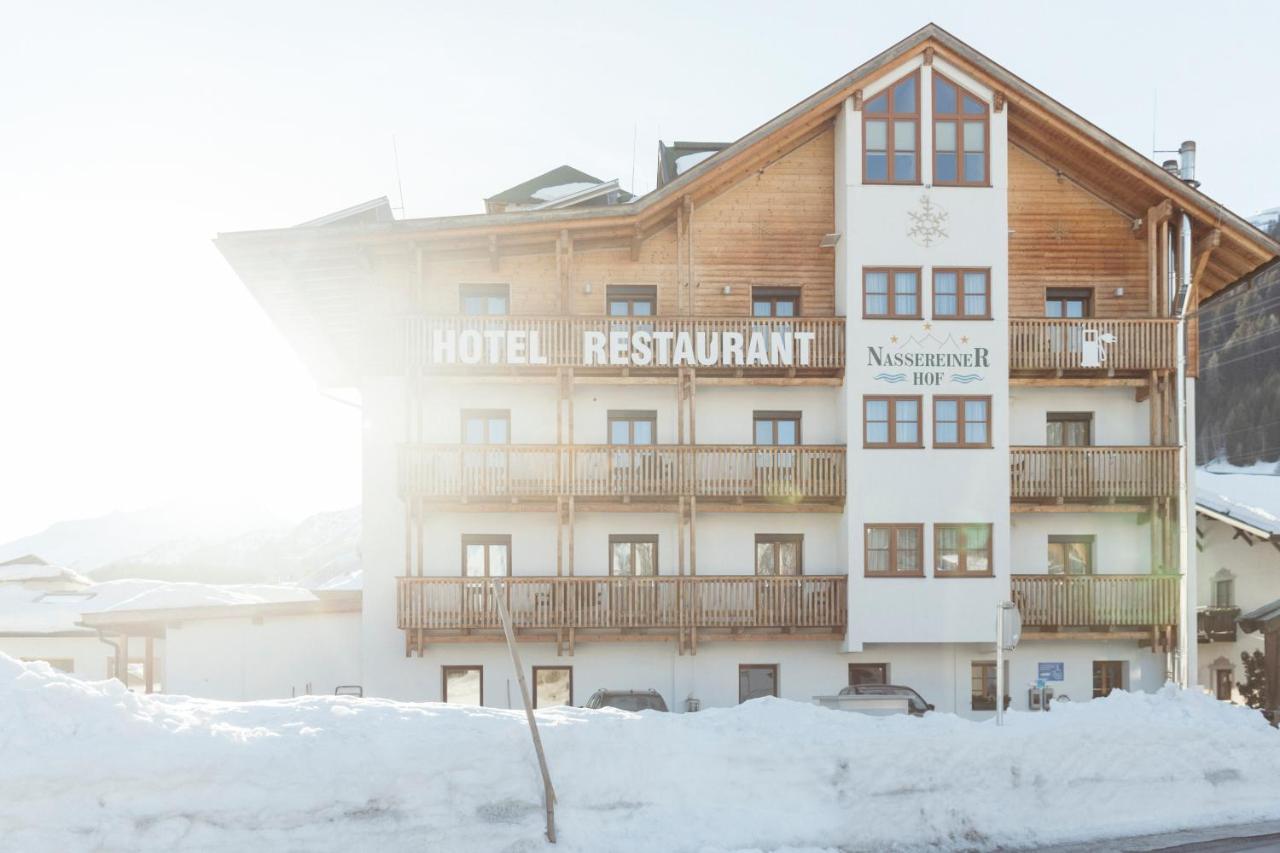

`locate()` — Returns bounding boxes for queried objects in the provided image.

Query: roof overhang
[78,590,361,637]
[1197,504,1276,541]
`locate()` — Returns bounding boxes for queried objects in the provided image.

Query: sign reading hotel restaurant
[430,328,818,367]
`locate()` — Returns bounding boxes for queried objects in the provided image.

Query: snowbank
[2,656,1279,852]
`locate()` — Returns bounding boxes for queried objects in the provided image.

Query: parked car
[838,683,933,716]
[583,689,669,712]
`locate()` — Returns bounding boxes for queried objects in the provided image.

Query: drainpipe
[93,627,128,682]
[1173,213,1195,688]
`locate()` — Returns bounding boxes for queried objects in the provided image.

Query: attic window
[863,72,920,185]
[933,73,989,186]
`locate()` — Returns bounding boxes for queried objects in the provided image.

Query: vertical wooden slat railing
[399,445,562,499]
[1010,446,1178,500]
[403,316,846,371]
[1010,574,1179,628]
[1009,318,1178,372]
[397,575,847,633]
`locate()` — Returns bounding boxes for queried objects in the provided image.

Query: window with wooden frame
[1215,669,1233,702]
[863,72,920,184]
[738,664,779,703]
[755,534,802,576]
[933,73,989,186]
[1215,576,1235,608]
[1046,412,1093,447]
[461,534,511,577]
[461,409,510,445]
[1048,535,1094,576]
[606,285,657,318]
[933,396,991,448]
[935,524,993,577]
[863,268,921,319]
[863,396,922,448]
[1044,288,1093,318]
[609,534,658,576]
[443,665,483,705]
[971,661,999,710]
[864,524,924,577]
[751,287,800,318]
[607,410,656,445]
[849,663,889,685]
[753,411,800,446]
[459,283,510,316]
[1092,661,1126,698]
[932,269,990,319]
[533,666,573,708]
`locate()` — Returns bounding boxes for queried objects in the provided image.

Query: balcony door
[751,287,799,345]
[461,534,510,621]
[1047,535,1094,575]
[1047,412,1092,447]
[608,285,656,335]
[461,410,510,495]
[1045,288,1093,362]
[607,534,661,624]
[754,411,800,494]
[608,410,658,493]
[460,283,510,316]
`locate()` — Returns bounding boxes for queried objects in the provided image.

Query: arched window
[933,73,989,186]
[863,72,920,184]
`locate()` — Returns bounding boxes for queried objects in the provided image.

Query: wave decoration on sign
[950,373,983,383]
[873,373,909,384]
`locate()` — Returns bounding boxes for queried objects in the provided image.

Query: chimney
[1162,159,1181,177]
[1178,140,1199,188]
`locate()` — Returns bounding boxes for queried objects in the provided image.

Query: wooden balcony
[1011,574,1179,636]
[1197,606,1240,643]
[1010,446,1178,504]
[397,575,848,654]
[1009,318,1177,374]
[400,315,846,376]
[399,444,847,505]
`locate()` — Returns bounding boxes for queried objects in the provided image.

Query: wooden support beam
[144,637,155,695]
[488,233,499,272]
[689,496,698,577]
[567,497,575,577]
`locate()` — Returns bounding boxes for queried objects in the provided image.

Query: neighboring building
[1195,465,1280,702]
[216,25,1279,715]
[483,166,634,215]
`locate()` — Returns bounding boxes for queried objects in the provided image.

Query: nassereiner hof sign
[867,329,990,387]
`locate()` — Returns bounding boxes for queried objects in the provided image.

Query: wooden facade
[1009,446,1179,502]
[1011,574,1179,633]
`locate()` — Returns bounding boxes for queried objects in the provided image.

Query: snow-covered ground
[2,657,1279,852]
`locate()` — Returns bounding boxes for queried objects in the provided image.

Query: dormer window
[933,73,989,186]
[863,73,920,184]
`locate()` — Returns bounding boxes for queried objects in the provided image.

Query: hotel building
[217,25,1278,716]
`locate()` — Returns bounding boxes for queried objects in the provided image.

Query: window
[1048,535,1094,575]
[460,284,509,316]
[935,524,993,576]
[933,73,989,186]
[933,269,990,319]
[933,396,991,448]
[462,410,510,445]
[607,285,656,319]
[443,666,483,705]
[1214,577,1235,608]
[1046,412,1093,447]
[753,411,800,446]
[752,287,800,318]
[863,268,921,319]
[607,410,656,445]
[849,663,889,686]
[863,72,919,184]
[609,534,658,576]
[971,661,998,710]
[865,524,924,577]
[738,664,778,703]
[1215,669,1234,702]
[533,666,573,708]
[1045,288,1093,319]
[863,396,922,448]
[755,534,803,576]
[462,534,511,577]
[1092,661,1126,698]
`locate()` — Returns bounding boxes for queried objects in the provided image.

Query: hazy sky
[3,1,1278,543]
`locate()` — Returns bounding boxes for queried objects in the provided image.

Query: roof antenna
[630,123,638,195]
[391,134,407,218]
[1151,89,1157,159]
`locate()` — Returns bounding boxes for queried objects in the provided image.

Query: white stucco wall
[0,635,151,682]
[1010,387,1151,446]
[1011,512,1152,575]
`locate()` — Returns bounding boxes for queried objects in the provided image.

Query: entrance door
[1215,669,1234,702]
[1092,660,1125,698]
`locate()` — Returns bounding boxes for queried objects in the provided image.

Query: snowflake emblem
[906,194,949,248]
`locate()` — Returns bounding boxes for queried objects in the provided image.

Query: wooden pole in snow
[493,580,557,843]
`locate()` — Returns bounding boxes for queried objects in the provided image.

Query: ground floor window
[971,661,997,710]
[533,666,572,708]
[849,663,889,685]
[1215,668,1234,702]
[1092,661,1126,698]
[739,664,778,703]
[443,665,483,706]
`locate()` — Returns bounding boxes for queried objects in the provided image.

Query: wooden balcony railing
[1010,446,1178,501]
[400,444,847,502]
[1009,318,1178,373]
[401,315,846,373]
[1197,606,1240,643]
[397,575,847,642]
[1011,574,1179,629]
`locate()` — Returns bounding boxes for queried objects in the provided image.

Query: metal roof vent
[1179,140,1200,188]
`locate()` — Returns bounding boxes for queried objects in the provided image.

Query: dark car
[838,683,934,716]
[583,689,669,712]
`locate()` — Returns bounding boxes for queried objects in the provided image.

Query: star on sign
[890,335,899,344]
[922,322,933,331]
[961,336,969,344]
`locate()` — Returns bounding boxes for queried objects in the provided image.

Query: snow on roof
[675,150,718,174]
[0,578,319,636]
[531,181,598,202]
[1196,462,1280,538]
[0,559,91,586]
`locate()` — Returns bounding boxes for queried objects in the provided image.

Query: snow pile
[2,658,1279,852]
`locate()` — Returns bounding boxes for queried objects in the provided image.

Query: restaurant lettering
[431,329,817,367]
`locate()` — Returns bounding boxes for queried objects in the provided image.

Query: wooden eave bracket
[923,47,935,66]
[852,89,863,111]
[1194,228,1221,285]
[994,91,1006,113]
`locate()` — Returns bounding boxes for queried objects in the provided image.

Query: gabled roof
[656,142,729,189]
[295,197,394,228]
[0,554,47,567]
